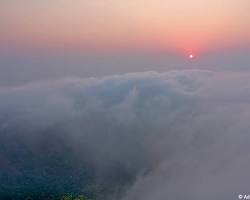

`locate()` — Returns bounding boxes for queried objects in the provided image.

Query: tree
[60,194,87,200]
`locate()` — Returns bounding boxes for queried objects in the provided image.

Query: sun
[189,54,194,59]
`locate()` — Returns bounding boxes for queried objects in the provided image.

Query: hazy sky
[1,0,250,52]
[0,0,250,85]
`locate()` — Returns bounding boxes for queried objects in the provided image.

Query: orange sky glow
[1,0,250,55]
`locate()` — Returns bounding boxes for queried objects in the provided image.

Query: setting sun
[189,54,194,59]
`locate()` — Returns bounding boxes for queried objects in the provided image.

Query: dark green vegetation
[0,130,135,200]
[0,135,94,200]
[60,195,87,200]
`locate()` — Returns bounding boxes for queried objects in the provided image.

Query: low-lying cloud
[1,70,250,200]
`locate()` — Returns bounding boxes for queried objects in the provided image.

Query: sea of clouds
[1,69,250,200]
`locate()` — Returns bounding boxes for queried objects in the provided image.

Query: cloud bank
[1,70,250,199]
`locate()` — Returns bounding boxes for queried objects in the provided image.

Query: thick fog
[1,70,250,199]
